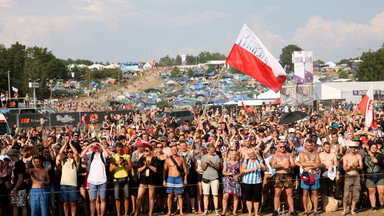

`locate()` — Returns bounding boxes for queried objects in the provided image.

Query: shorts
[166,176,184,195]
[10,189,27,207]
[243,183,262,202]
[60,185,79,202]
[30,188,49,216]
[197,173,203,183]
[185,185,196,198]
[274,173,293,189]
[202,179,220,196]
[262,174,274,193]
[301,172,320,190]
[89,183,107,200]
[113,180,129,199]
[46,185,56,210]
[320,178,336,194]
[343,175,360,203]
[366,174,384,188]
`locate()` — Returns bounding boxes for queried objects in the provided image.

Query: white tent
[325,61,336,68]
[257,90,280,99]
[143,62,152,70]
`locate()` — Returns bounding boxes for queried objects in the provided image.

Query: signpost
[29,82,39,108]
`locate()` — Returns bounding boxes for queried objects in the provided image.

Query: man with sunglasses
[270,140,298,216]
[299,139,321,216]
[341,141,363,215]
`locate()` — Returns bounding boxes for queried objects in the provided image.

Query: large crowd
[1,102,384,216]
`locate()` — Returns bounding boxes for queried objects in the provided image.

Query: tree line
[0,42,68,99]
[157,51,227,67]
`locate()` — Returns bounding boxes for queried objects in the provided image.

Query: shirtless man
[271,141,298,216]
[240,138,252,160]
[341,141,363,215]
[26,156,50,216]
[299,139,321,215]
[319,142,338,204]
[163,145,188,216]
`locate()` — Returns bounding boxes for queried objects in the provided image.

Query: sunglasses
[144,149,150,152]
[156,146,163,148]
[67,151,73,153]
[350,146,358,149]
[230,149,237,152]
[279,146,286,149]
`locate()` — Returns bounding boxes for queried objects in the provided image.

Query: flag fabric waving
[226,24,287,93]
[242,98,248,114]
[12,86,18,92]
[358,86,376,128]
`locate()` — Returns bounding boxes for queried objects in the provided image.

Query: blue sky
[1,0,383,63]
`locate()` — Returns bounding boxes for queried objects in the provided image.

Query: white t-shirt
[86,152,107,185]
[264,153,274,175]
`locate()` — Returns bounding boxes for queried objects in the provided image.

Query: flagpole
[200,67,225,119]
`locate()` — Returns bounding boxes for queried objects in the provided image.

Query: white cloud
[249,11,384,61]
[291,12,384,60]
[0,0,15,8]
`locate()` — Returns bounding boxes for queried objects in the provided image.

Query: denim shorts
[89,183,107,200]
[60,185,78,202]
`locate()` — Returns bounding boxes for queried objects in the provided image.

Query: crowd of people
[1,102,384,216]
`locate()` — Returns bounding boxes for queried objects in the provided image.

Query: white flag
[12,86,18,92]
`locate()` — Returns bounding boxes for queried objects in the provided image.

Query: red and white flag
[358,86,376,128]
[226,24,286,93]
[242,98,248,114]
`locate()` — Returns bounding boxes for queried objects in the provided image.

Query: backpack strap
[90,152,106,165]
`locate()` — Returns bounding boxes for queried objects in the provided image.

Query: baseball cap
[289,128,295,133]
[361,138,369,144]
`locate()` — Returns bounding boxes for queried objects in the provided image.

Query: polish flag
[358,86,376,128]
[226,24,286,93]
[242,98,248,114]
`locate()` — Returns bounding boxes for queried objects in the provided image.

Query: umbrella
[279,111,308,125]
[132,139,153,150]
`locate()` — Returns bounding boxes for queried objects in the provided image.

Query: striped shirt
[242,158,262,184]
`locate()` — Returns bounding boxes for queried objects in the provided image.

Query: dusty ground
[73,69,165,107]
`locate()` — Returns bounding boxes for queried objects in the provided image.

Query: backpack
[90,152,106,166]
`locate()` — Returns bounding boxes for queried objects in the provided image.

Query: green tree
[187,68,194,77]
[339,71,348,79]
[156,101,172,109]
[230,66,243,74]
[313,60,325,65]
[23,46,68,98]
[355,45,384,81]
[170,67,181,77]
[175,55,182,65]
[159,55,175,66]
[279,44,303,73]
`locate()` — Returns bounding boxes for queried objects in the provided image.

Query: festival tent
[257,90,280,99]
[143,62,152,70]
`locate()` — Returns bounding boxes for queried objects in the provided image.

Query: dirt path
[73,69,166,107]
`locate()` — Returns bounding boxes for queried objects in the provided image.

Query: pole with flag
[226,24,287,93]
[358,86,377,128]
[242,98,248,114]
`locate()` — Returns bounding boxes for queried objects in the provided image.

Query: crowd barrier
[0,172,375,197]
[4,110,135,129]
